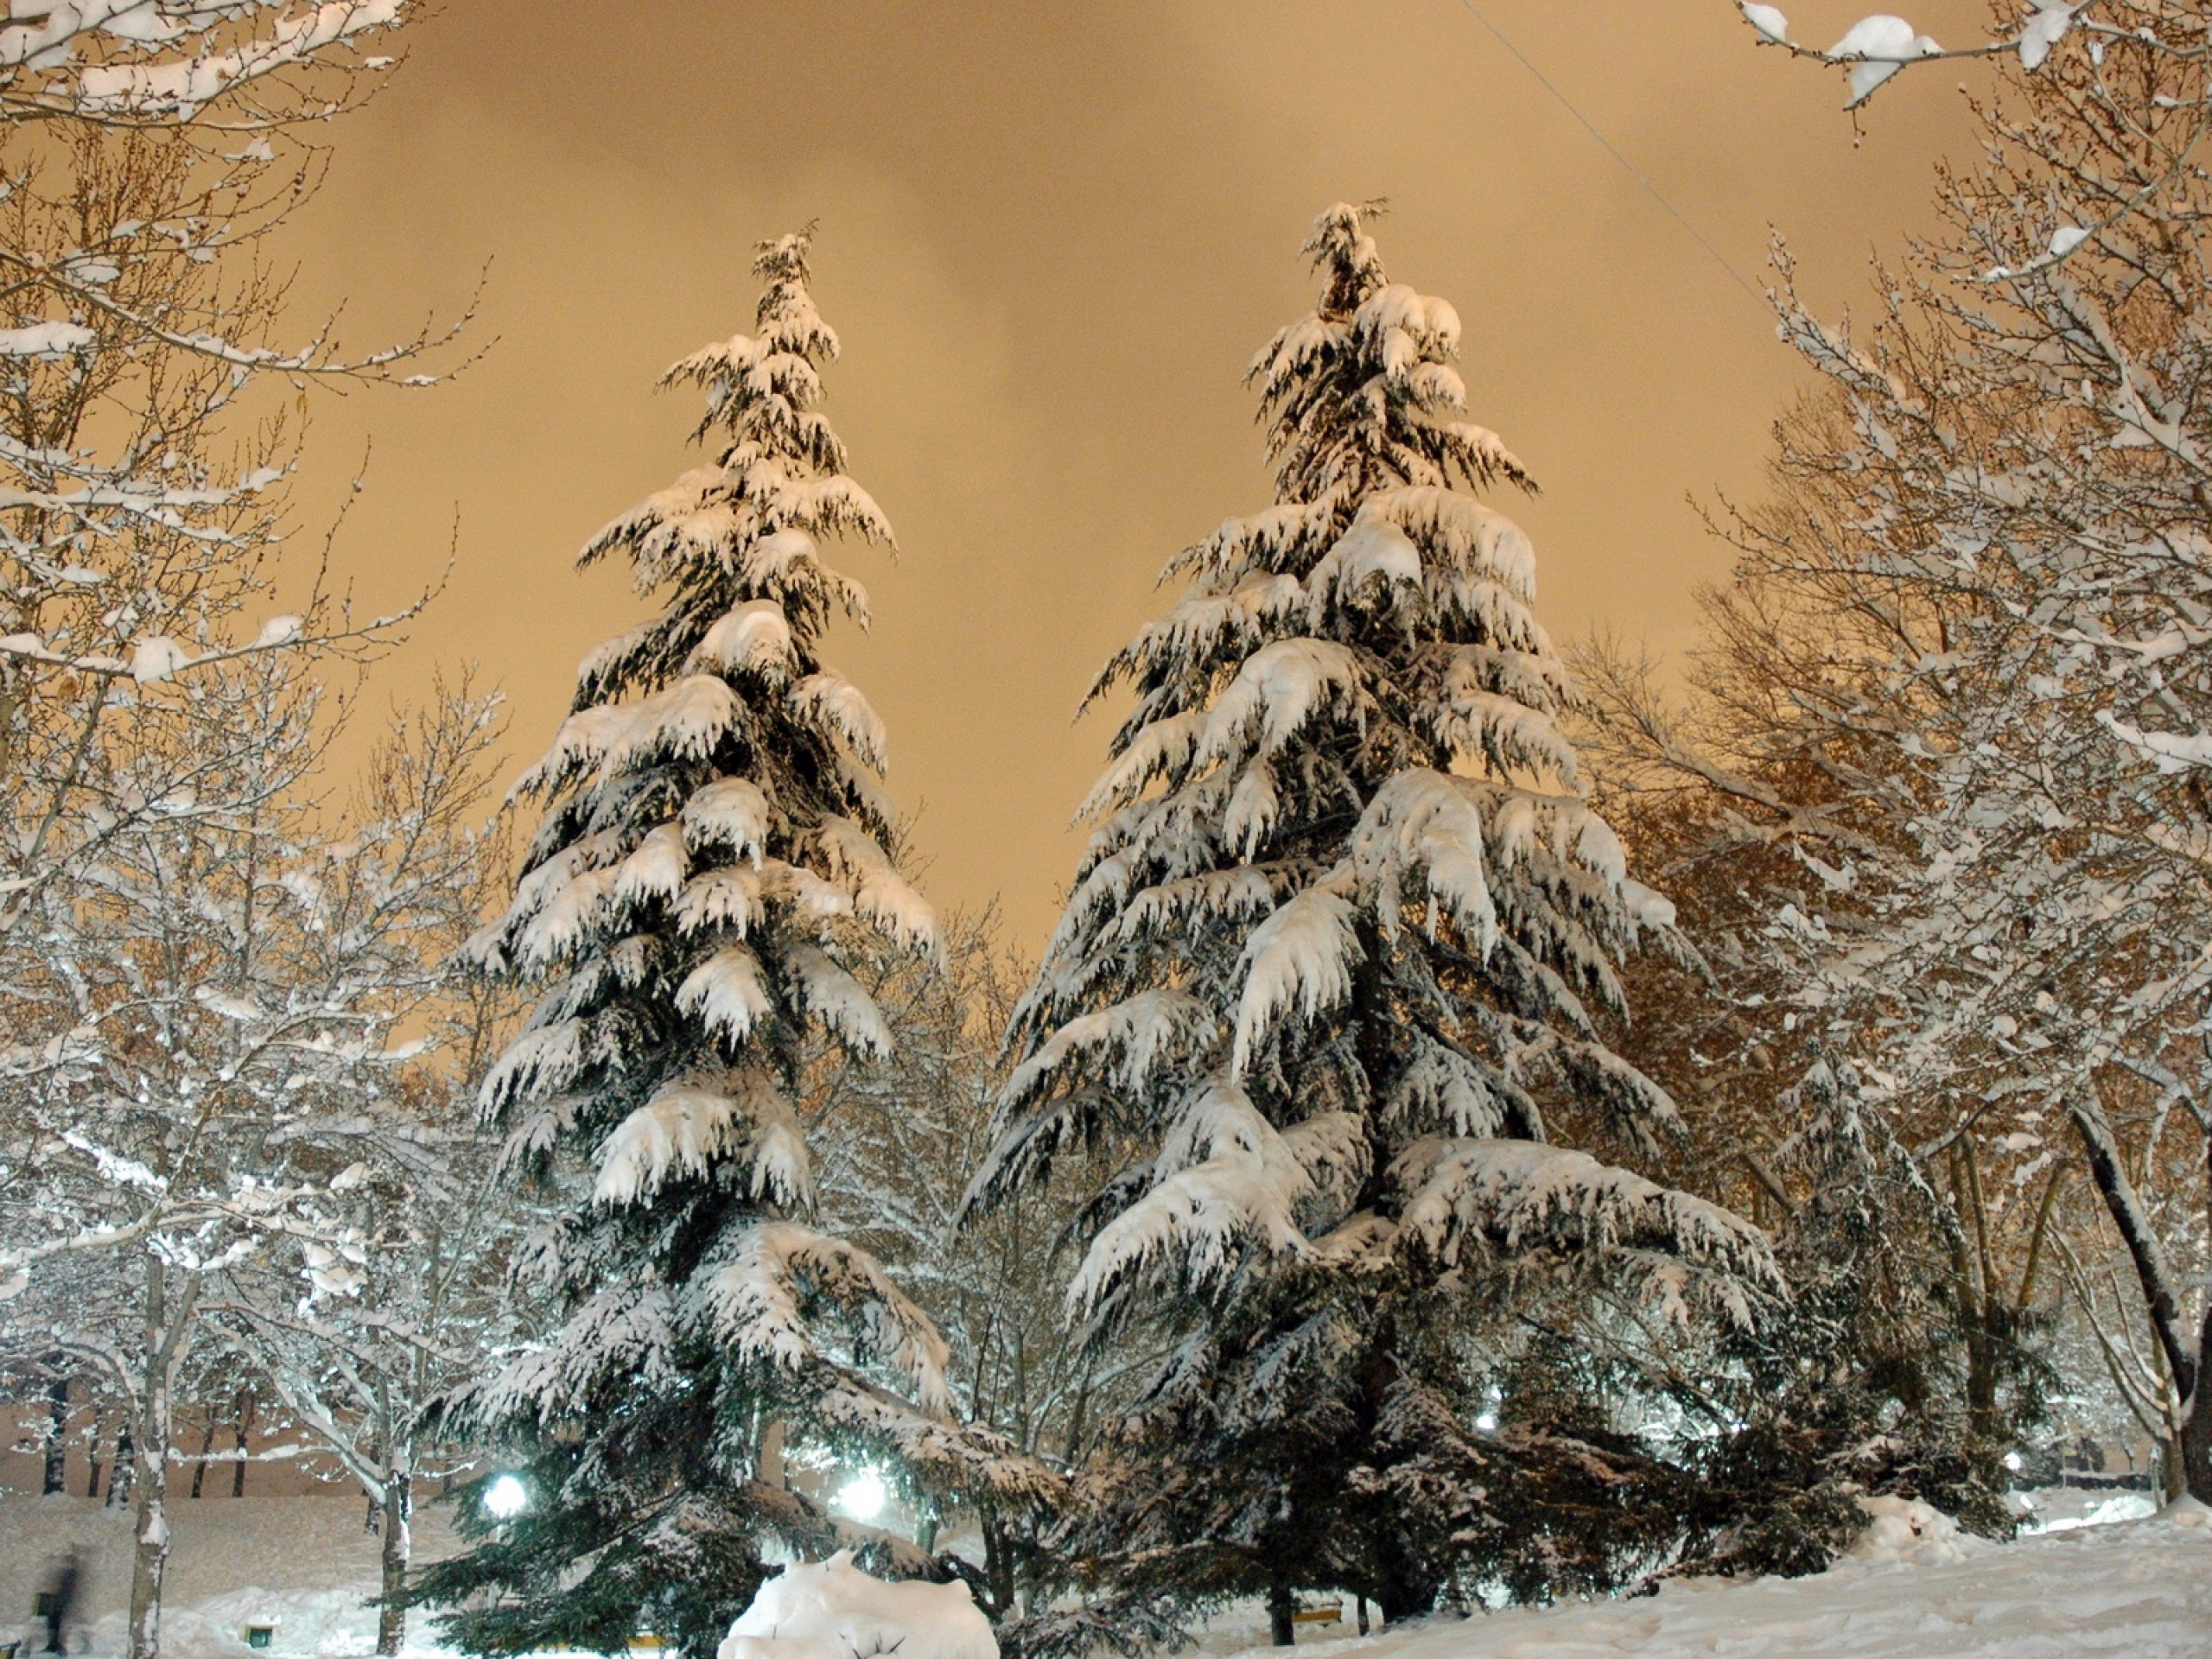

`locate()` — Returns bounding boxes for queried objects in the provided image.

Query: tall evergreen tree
[969,204,1777,1631]
[423,231,1046,1659]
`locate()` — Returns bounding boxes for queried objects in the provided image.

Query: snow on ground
[0,1490,2204,1659]
[1198,1500,2212,1659]
[2013,1482,2160,1534]
[0,1496,462,1659]
[82,1586,442,1659]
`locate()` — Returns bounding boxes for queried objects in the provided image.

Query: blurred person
[40,1546,86,1655]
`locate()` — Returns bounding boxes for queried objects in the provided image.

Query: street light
[837,1471,887,1522]
[485,1474,529,1520]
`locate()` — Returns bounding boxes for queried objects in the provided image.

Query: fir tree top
[1255,200,1532,505]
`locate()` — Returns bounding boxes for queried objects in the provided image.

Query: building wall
[1,1402,457,1500]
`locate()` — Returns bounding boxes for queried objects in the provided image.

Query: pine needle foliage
[970,204,1777,1628]
[419,231,1050,1659]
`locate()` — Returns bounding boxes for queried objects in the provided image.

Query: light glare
[485,1473,529,1519]
[838,1471,887,1522]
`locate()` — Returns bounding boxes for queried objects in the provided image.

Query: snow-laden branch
[1736,3,2108,110]
[0,1,410,126]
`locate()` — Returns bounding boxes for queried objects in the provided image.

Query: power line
[1451,0,1770,312]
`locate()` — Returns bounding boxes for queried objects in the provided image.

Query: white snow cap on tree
[972,200,1776,1331]
[1826,16,1942,107]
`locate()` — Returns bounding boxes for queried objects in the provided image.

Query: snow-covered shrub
[1845,1496,1984,1567]
[719,1554,995,1659]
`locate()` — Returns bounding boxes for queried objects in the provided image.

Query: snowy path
[1220,1508,2211,1659]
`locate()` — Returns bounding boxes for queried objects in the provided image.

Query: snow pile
[1186,1503,2212,1658]
[717,1553,995,1659]
[2018,1485,2160,1534]
[1843,1494,1986,1567]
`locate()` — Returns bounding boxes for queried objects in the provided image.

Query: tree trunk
[1371,1547,1434,1626]
[978,1505,1014,1621]
[1267,1572,1294,1648]
[1945,1145,2001,1451]
[127,1252,200,1659]
[188,1415,217,1500]
[2068,1100,2193,1389]
[757,1415,786,1489]
[127,1389,171,1659]
[42,1375,68,1496]
[1353,1311,1438,1624]
[2186,1122,2212,1503]
[231,1393,252,1498]
[86,1421,105,1499]
[2068,1096,2209,1502]
[2183,1303,2212,1504]
[108,1424,134,1508]
[375,1478,410,1656]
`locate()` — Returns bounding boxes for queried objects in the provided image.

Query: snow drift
[717,1553,995,1659]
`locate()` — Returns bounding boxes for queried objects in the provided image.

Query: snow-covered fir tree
[968,204,1777,1634]
[423,230,1051,1659]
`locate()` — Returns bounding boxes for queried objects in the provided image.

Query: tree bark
[2186,1110,2212,1503]
[231,1392,253,1498]
[1267,1572,1294,1648]
[2067,1099,2195,1396]
[188,1415,217,1500]
[2182,1338,2212,1503]
[2070,1106,2212,1503]
[375,1476,410,1656]
[1956,1150,2001,1450]
[42,1375,69,1496]
[128,1326,170,1659]
[126,1253,199,1659]
[2067,1096,2208,1501]
[978,1505,1014,1621]
[108,1423,134,1508]
[128,1426,169,1659]
[1370,1538,1435,1625]
[757,1416,786,1489]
